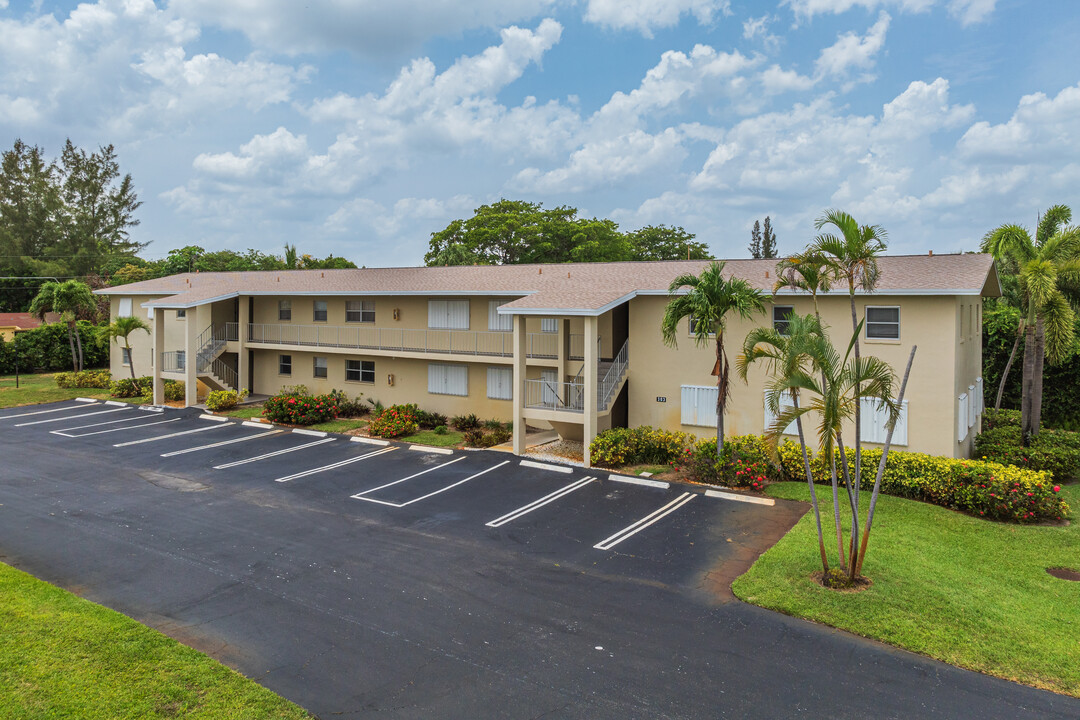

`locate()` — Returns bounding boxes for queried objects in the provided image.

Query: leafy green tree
[981,205,1080,440]
[762,216,778,259]
[661,261,766,452]
[628,225,710,261]
[29,280,97,370]
[108,315,150,379]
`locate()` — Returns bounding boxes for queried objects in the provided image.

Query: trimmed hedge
[206,389,248,412]
[588,426,693,467]
[54,370,111,388]
[975,409,1080,481]
[685,434,783,489]
[0,321,108,374]
[775,442,1069,523]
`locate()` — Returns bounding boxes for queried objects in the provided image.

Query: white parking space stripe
[593,492,697,551]
[486,476,595,528]
[199,414,230,422]
[520,460,573,474]
[160,430,283,457]
[54,414,166,433]
[704,489,776,506]
[113,423,232,447]
[349,456,466,500]
[356,460,510,508]
[608,474,669,489]
[274,447,395,483]
[53,417,181,438]
[213,437,337,470]
[0,404,94,420]
[14,407,130,427]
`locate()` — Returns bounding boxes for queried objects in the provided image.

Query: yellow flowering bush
[589,426,694,468]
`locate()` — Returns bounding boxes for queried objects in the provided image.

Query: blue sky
[1,0,1078,265]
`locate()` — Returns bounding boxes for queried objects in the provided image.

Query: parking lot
[2,400,1072,719]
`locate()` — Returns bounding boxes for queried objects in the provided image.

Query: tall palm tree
[662,261,766,452]
[108,316,151,379]
[811,210,888,520]
[774,251,832,319]
[982,205,1080,441]
[738,313,830,572]
[29,280,97,371]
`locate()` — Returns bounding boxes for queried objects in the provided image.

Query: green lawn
[221,405,265,419]
[733,482,1080,697]
[311,418,368,434]
[400,429,465,447]
[0,561,310,719]
[0,372,111,410]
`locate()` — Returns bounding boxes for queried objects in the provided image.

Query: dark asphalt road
[0,401,1076,719]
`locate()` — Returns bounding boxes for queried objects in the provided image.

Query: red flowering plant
[263,384,340,425]
[368,403,420,438]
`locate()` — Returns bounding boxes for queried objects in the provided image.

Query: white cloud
[170,0,559,56]
[784,0,995,25]
[814,11,890,82]
[742,14,781,52]
[947,0,996,25]
[956,83,1080,163]
[760,65,815,94]
[584,0,730,37]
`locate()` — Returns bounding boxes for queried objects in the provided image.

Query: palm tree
[774,251,832,319]
[811,210,888,522]
[108,316,151,379]
[662,261,766,452]
[981,205,1080,441]
[738,313,830,572]
[29,280,97,371]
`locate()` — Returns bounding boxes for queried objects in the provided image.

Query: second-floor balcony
[243,322,585,360]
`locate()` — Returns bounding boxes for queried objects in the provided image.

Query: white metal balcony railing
[161,350,185,372]
[597,339,629,411]
[243,322,586,361]
[525,378,585,413]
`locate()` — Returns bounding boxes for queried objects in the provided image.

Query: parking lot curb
[351,437,389,446]
[243,420,272,429]
[74,397,98,403]
[608,474,669,489]
[199,414,230,422]
[705,489,775,506]
[293,428,328,437]
[409,444,453,455]
[520,460,573,474]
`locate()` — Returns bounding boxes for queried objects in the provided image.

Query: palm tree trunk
[856,345,917,575]
[995,327,1021,410]
[74,324,85,372]
[66,321,78,371]
[794,394,828,572]
[715,336,726,454]
[1032,314,1045,437]
[1021,320,1036,443]
[849,292,862,514]
[829,453,846,570]
[835,433,860,581]
[127,341,137,379]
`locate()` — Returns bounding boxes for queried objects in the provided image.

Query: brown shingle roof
[95,254,999,315]
[0,312,60,329]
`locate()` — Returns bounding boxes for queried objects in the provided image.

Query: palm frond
[982,224,1036,265]
[1036,205,1072,247]
[1042,291,1077,365]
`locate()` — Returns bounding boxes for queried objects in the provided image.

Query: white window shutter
[488,301,512,331]
[119,298,132,317]
[487,367,512,399]
[449,300,469,329]
[958,394,968,442]
[681,385,718,428]
[975,377,984,415]
[541,318,558,333]
[967,386,976,428]
[766,391,798,435]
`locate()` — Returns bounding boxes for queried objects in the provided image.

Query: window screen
[313,356,328,378]
[772,306,794,335]
[313,300,328,322]
[279,354,292,375]
[346,300,375,323]
[346,359,374,383]
[866,306,900,339]
[279,300,291,321]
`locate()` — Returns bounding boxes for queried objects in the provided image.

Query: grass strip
[0,561,311,719]
[733,482,1080,697]
[0,372,111,410]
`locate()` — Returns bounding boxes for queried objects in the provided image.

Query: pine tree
[762,216,778,258]
[748,220,762,259]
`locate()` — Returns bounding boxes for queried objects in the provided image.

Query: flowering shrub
[775,441,1069,523]
[263,388,339,425]
[684,435,782,488]
[55,370,111,388]
[588,426,693,468]
[975,424,1080,481]
[368,403,419,438]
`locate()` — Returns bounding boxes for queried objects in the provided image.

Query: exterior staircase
[194,325,236,391]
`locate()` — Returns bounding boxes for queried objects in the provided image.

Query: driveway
[0,400,1076,719]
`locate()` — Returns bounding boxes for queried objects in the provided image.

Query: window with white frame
[279,354,292,375]
[860,398,908,446]
[118,298,132,317]
[680,385,719,427]
[346,359,375,383]
[487,367,512,400]
[428,363,468,396]
[429,300,470,329]
[121,347,131,365]
[772,306,794,335]
[279,300,291,321]
[865,306,900,339]
[313,300,328,322]
[488,300,512,331]
[176,309,186,319]
[313,356,327,378]
[763,391,799,435]
[346,300,375,323]
[541,318,558,333]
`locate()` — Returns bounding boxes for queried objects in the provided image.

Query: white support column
[238,296,249,392]
[184,306,198,407]
[583,315,599,467]
[512,314,527,455]
[153,307,165,406]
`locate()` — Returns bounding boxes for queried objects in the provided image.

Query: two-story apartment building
[97,254,999,465]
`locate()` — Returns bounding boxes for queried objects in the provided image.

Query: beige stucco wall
[107,294,193,379]
[249,348,515,421]
[626,293,967,458]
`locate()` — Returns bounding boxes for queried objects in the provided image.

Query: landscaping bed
[0,561,310,719]
[733,482,1080,697]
